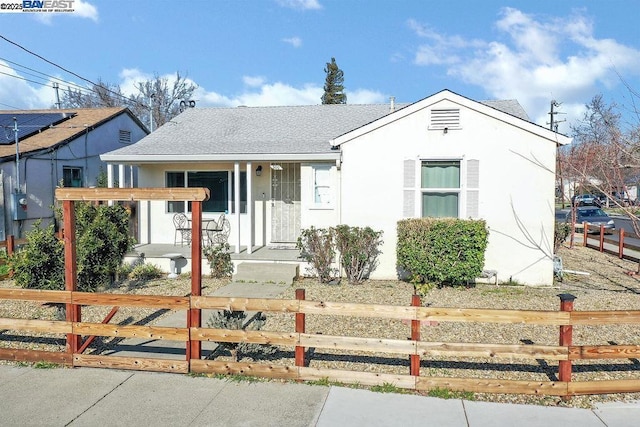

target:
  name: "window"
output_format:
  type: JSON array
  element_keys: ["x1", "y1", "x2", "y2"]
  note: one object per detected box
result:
[
  {"x1": 421, "y1": 160, "x2": 460, "y2": 217},
  {"x1": 63, "y1": 167, "x2": 83, "y2": 188},
  {"x1": 166, "y1": 170, "x2": 246, "y2": 213},
  {"x1": 166, "y1": 172, "x2": 185, "y2": 213},
  {"x1": 313, "y1": 165, "x2": 331, "y2": 206}
]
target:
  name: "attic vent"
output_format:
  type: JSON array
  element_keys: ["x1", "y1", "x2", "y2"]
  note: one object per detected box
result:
[
  {"x1": 119, "y1": 130, "x2": 131, "y2": 143},
  {"x1": 429, "y1": 108, "x2": 461, "y2": 130}
]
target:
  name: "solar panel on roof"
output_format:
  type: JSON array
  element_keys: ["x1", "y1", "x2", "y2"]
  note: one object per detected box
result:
[{"x1": 0, "y1": 112, "x2": 76, "y2": 142}]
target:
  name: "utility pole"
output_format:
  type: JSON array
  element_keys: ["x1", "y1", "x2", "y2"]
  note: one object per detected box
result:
[
  {"x1": 53, "y1": 82, "x2": 61, "y2": 109},
  {"x1": 149, "y1": 94, "x2": 155, "y2": 132},
  {"x1": 549, "y1": 100, "x2": 567, "y2": 208}
]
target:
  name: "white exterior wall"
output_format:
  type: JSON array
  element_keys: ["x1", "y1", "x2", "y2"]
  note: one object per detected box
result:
[
  {"x1": 0, "y1": 113, "x2": 145, "y2": 239},
  {"x1": 338, "y1": 99, "x2": 558, "y2": 285}
]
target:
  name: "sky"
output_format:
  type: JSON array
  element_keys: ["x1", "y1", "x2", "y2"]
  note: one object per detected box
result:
[{"x1": 1, "y1": 0, "x2": 640, "y2": 134}]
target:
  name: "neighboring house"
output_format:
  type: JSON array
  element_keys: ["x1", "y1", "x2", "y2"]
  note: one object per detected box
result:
[
  {"x1": 102, "y1": 90, "x2": 571, "y2": 285},
  {"x1": 0, "y1": 107, "x2": 147, "y2": 239}
]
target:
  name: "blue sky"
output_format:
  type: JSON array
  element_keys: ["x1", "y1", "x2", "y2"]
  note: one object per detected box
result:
[{"x1": 1, "y1": 0, "x2": 640, "y2": 134}]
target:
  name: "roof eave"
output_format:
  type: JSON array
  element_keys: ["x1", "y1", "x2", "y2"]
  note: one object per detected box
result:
[{"x1": 100, "y1": 152, "x2": 341, "y2": 163}]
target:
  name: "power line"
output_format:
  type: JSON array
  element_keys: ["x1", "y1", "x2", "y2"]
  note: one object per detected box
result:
[
  {"x1": 0, "y1": 35, "x2": 149, "y2": 110},
  {"x1": 0, "y1": 56, "x2": 90, "y2": 93}
]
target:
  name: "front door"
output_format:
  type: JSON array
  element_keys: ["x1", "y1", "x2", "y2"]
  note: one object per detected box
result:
[{"x1": 271, "y1": 162, "x2": 301, "y2": 243}]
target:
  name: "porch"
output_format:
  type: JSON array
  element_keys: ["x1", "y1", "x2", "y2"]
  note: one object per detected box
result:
[{"x1": 124, "y1": 243, "x2": 303, "y2": 277}]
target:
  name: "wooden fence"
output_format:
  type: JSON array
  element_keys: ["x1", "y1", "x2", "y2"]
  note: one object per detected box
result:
[
  {"x1": 2, "y1": 287, "x2": 640, "y2": 399},
  {"x1": 578, "y1": 222, "x2": 640, "y2": 263}
]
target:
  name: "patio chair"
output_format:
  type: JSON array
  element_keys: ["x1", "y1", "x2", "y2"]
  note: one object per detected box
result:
[
  {"x1": 173, "y1": 213, "x2": 191, "y2": 246},
  {"x1": 208, "y1": 213, "x2": 230, "y2": 245},
  {"x1": 203, "y1": 217, "x2": 222, "y2": 246}
]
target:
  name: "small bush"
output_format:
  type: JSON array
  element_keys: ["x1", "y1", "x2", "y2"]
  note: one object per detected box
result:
[
  {"x1": 397, "y1": 218, "x2": 488, "y2": 290},
  {"x1": 9, "y1": 221, "x2": 64, "y2": 290},
  {"x1": 207, "y1": 310, "x2": 276, "y2": 362},
  {"x1": 129, "y1": 263, "x2": 164, "y2": 280},
  {"x1": 334, "y1": 225, "x2": 383, "y2": 284},
  {"x1": 203, "y1": 243, "x2": 233, "y2": 278},
  {"x1": 554, "y1": 221, "x2": 570, "y2": 253},
  {"x1": 296, "y1": 227, "x2": 337, "y2": 283}
]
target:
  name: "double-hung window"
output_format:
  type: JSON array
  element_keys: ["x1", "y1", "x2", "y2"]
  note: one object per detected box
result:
[
  {"x1": 421, "y1": 160, "x2": 460, "y2": 217},
  {"x1": 63, "y1": 166, "x2": 83, "y2": 188}
]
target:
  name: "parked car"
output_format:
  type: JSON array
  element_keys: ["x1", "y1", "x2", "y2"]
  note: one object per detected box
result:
[
  {"x1": 571, "y1": 194, "x2": 601, "y2": 207},
  {"x1": 566, "y1": 207, "x2": 615, "y2": 233}
]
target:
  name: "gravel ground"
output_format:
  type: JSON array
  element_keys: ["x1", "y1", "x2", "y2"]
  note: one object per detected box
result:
[{"x1": 2, "y1": 242, "x2": 640, "y2": 408}]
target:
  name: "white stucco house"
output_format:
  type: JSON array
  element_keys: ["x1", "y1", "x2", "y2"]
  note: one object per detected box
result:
[
  {"x1": 0, "y1": 107, "x2": 147, "y2": 239},
  {"x1": 102, "y1": 90, "x2": 571, "y2": 285}
]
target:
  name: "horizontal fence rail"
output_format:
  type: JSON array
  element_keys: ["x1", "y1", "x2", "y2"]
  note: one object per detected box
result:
[
  {"x1": 578, "y1": 222, "x2": 640, "y2": 263},
  {"x1": 2, "y1": 288, "x2": 640, "y2": 398}
]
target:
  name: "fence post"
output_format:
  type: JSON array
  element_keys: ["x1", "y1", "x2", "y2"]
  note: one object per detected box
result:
[
  {"x1": 558, "y1": 293, "x2": 576, "y2": 400},
  {"x1": 619, "y1": 228, "x2": 624, "y2": 259},
  {"x1": 599, "y1": 225, "x2": 605, "y2": 252},
  {"x1": 63, "y1": 200, "x2": 81, "y2": 354},
  {"x1": 295, "y1": 288, "x2": 306, "y2": 367},
  {"x1": 188, "y1": 200, "x2": 203, "y2": 363},
  {"x1": 6, "y1": 235, "x2": 14, "y2": 256},
  {"x1": 410, "y1": 294, "x2": 421, "y2": 376}
]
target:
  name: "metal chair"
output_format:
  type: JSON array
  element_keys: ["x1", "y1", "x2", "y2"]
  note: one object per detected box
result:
[
  {"x1": 207, "y1": 213, "x2": 230, "y2": 245},
  {"x1": 173, "y1": 213, "x2": 191, "y2": 246}
]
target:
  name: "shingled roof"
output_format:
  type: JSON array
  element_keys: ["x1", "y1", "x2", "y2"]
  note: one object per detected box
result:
[
  {"x1": 0, "y1": 107, "x2": 141, "y2": 161},
  {"x1": 102, "y1": 92, "x2": 534, "y2": 163}
]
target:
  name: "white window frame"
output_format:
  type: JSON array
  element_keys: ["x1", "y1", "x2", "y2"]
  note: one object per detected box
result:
[
  {"x1": 419, "y1": 158, "x2": 464, "y2": 218},
  {"x1": 310, "y1": 164, "x2": 333, "y2": 209}
]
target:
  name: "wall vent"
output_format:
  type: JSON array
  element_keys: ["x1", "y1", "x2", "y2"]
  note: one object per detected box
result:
[
  {"x1": 119, "y1": 130, "x2": 131, "y2": 144},
  {"x1": 429, "y1": 108, "x2": 461, "y2": 130}
]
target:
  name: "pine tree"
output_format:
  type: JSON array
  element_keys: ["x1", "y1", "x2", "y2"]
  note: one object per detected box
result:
[{"x1": 321, "y1": 57, "x2": 347, "y2": 104}]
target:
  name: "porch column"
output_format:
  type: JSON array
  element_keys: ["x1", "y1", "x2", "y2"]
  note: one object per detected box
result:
[
  {"x1": 118, "y1": 164, "x2": 125, "y2": 188},
  {"x1": 246, "y1": 162, "x2": 253, "y2": 254},
  {"x1": 107, "y1": 163, "x2": 114, "y2": 188},
  {"x1": 234, "y1": 161, "x2": 241, "y2": 254}
]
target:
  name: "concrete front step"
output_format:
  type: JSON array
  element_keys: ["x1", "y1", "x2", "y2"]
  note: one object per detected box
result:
[{"x1": 232, "y1": 262, "x2": 299, "y2": 285}]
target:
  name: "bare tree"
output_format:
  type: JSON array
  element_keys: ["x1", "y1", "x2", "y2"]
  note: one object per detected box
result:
[
  {"x1": 560, "y1": 94, "x2": 640, "y2": 255},
  {"x1": 60, "y1": 72, "x2": 198, "y2": 130},
  {"x1": 134, "y1": 72, "x2": 198, "y2": 128}
]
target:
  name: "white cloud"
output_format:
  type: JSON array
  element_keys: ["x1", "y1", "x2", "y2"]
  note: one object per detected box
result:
[
  {"x1": 282, "y1": 36, "x2": 303, "y2": 48},
  {"x1": 73, "y1": 0, "x2": 99, "y2": 22},
  {"x1": 408, "y1": 8, "x2": 640, "y2": 131},
  {"x1": 0, "y1": 61, "x2": 57, "y2": 109},
  {"x1": 34, "y1": 0, "x2": 98, "y2": 24},
  {"x1": 346, "y1": 89, "x2": 387, "y2": 105},
  {"x1": 275, "y1": 0, "x2": 322, "y2": 10},
  {"x1": 243, "y1": 76, "x2": 267, "y2": 87}
]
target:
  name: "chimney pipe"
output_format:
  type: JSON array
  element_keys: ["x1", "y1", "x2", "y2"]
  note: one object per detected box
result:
[{"x1": 389, "y1": 96, "x2": 395, "y2": 112}]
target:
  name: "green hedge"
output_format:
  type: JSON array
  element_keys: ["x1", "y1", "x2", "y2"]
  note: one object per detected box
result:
[{"x1": 397, "y1": 218, "x2": 488, "y2": 287}]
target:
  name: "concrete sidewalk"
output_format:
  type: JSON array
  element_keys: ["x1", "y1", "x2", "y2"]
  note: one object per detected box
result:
[{"x1": 1, "y1": 365, "x2": 639, "y2": 426}]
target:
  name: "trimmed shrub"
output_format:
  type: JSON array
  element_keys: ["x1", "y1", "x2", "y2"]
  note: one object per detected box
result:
[
  {"x1": 203, "y1": 243, "x2": 234, "y2": 278},
  {"x1": 334, "y1": 225, "x2": 383, "y2": 284},
  {"x1": 397, "y1": 218, "x2": 488, "y2": 289},
  {"x1": 75, "y1": 202, "x2": 135, "y2": 291},
  {"x1": 9, "y1": 221, "x2": 64, "y2": 290},
  {"x1": 296, "y1": 226, "x2": 337, "y2": 283},
  {"x1": 10, "y1": 203, "x2": 133, "y2": 292},
  {"x1": 206, "y1": 310, "x2": 276, "y2": 362}
]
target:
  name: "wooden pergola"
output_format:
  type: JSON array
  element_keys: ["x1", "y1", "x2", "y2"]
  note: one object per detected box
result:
[{"x1": 54, "y1": 187, "x2": 210, "y2": 360}]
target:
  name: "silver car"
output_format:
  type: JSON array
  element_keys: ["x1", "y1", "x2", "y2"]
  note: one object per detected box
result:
[{"x1": 568, "y1": 207, "x2": 615, "y2": 233}]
